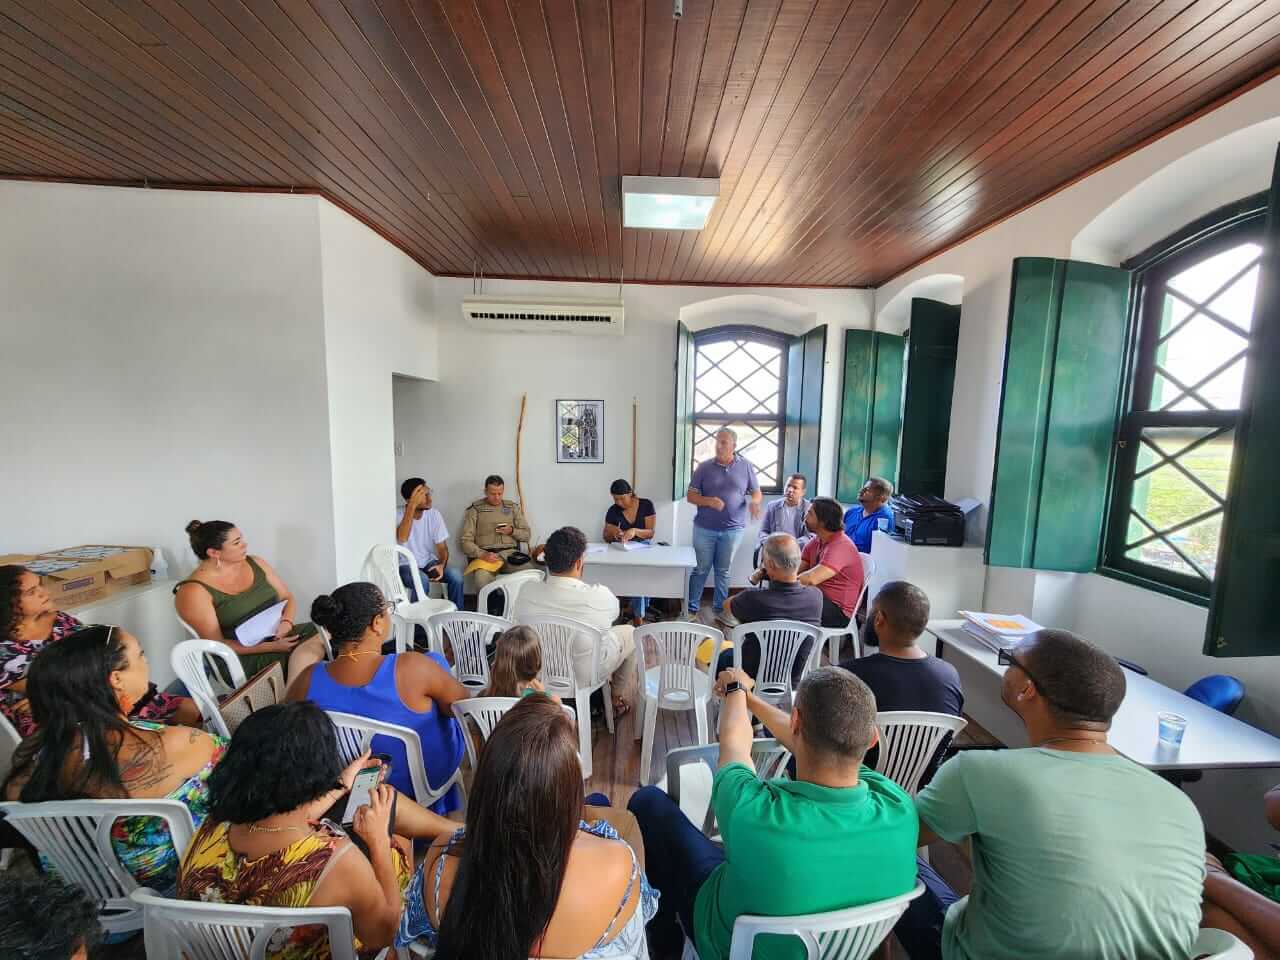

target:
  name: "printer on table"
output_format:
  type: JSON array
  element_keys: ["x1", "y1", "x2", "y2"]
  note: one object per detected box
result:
[{"x1": 889, "y1": 494, "x2": 966, "y2": 547}]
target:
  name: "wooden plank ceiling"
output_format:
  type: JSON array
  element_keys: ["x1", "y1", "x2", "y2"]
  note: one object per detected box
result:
[{"x1": 2, "y1": 1, "x2": 1279, "y2": 288}]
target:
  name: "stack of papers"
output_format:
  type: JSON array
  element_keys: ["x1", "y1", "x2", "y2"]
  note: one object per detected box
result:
[
  {"x1": 234, "y1": 600, "x2": 287, "y2": 647},
  {"x1": 958, "y1": 610, "x2": 1042, "y2": 652},
  {"x1": 609, "y1": 540, "x2": 652, "y2": 552}
]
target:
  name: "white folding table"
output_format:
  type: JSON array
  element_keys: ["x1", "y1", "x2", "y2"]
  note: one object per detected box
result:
[
  {"x1": 926, "y1": 619, "x2": 1280, "y2": 772},
  {"x1": 580, "y1": 543, "x2": 697, "y2": 615}
]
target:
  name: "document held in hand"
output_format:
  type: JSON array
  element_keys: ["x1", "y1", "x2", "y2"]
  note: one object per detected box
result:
[{"x1": 234, "y1": 599, "x2": 288, "y2": 647}]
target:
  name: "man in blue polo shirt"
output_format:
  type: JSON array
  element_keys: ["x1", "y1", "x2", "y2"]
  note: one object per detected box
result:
[
  {"x1": 844, "y1": 477, "x2": 895, "y2": 552},
  {"x1": 686, "y1": 427, "x2": 762, "y2": 624}
]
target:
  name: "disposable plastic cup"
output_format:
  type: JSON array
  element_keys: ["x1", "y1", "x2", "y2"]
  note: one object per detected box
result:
[{"x1": 1157, "y1": 712, "x2": 1187, "y2": 747}]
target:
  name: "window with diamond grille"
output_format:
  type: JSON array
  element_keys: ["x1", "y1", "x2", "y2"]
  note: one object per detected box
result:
[
  {"x1": 691, "y1": 328, "x2": 787, "y2": 493},
  {"x1": 1105, "y1": 215, "x2": 1264, "y2": 596}
]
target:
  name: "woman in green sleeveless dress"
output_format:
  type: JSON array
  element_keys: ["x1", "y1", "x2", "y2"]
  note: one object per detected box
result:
[{"x1": 173, "y1": 520, "x2": 326, "y2": 680}]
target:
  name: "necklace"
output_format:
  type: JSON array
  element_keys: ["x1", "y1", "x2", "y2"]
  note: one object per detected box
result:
[
  {"x1": 336, "y1": 649, "x2": 380, "y2": 663},
  {"x1": 246, "y1": 821, "x2": 310, "y2": 835}
]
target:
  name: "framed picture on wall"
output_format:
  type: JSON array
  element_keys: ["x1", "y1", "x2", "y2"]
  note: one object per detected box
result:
[{"x1": 556, "y1": 399, "x2": 604, "y2": 464}]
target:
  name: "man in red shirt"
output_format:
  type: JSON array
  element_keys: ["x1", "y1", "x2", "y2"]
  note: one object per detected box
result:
[{"x1": 799, "y1": 497, "x2": 865, "y2": 627}]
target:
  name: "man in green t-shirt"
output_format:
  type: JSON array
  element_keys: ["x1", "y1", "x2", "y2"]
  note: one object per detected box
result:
[
  {"x1": 895, "y1": 629, "x2": 1206, "y2": 960},
  {"x1": 628, "y1": 666, "x2": 918, "y2": 959}
]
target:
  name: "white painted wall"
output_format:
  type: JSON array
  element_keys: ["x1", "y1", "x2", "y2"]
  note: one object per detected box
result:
[
  {"x1": 318, "y1": 202, "x2": 437, "y2": 584},
  {"x1": 394, "y1": 278, "x2": 872, "y2": 587},
  {"x1": 0, "y1": 181, "x2": 337, "y2": 604},
  {"x1": 875, "y1": 75, "x2": 1280, "y2": 853}
]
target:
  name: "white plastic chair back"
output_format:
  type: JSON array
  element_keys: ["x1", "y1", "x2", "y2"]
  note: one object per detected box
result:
[
  {"x1": 176, "y1": 610, "x2": 201, "y2": 641},
  {"x1": 362, "y1": 543, "x2": 417, "y2": 607},
  {"x1": 666, "y1": 740, "x2": 792, "y2": 837},
  {"x1": 718, "y1": 883, "x2": 925, "y2": 960},
  {"x1": 428, "y1": 611, "x2": 510, "y2": 691},
  {"x1": 635, "y1": 622, "x2": 720, "y2": 710},
  {"x1": 1192, "y1": 928, "x2": 1254, "y2": 959},
  {"x1": 476, "y1": 568, "x2": 546, "y2": 619},
  {"x1": 0, "y1": 709, "x2": 21, "y2": 776},
  {"x1": 874, "y1": 711, "x2": 967, "y2": 796},
  {"x1": 452, "y1": 696, "x2": 578, "y2": 771},
  {"x1": 523, "y1": 615, "x2": 605, "y2": 695},
  {"x1": 324, "y1": 710, "x2": 459, "y2": 809},
  {"x1": 730, "y1": 620, "x2": 823, "y2": 705},
  {"x1": 0, "y1": 799, "x2": 194, "y2": 935},
  {"x1": 171, "y1": 639, "x2": 247, "y2": 738},
  {"x1": 130, "y1": 887, "x2": 360, "y2": 960},
  {"x1": 823, "y1": 553, "x2": 877, "y2": 664}
]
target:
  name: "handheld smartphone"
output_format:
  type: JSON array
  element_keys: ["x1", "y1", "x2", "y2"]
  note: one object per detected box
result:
[{"x1": 340, "y1": 763, "x2": 384, "y2": 825}]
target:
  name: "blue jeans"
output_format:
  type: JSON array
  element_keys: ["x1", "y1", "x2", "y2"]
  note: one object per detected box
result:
[
  {"x1": 688, "y1": 525, "x2": 743, "y2": 613},
  {"x1": 628, "y1": 785, "x2": 725, "y2": 945},
  {"x1": 399, "y1": 562, "x2": 464, "y2": 609},
  {"x1": 893, "y1": 856, "x2": 959, "y2": 960}
]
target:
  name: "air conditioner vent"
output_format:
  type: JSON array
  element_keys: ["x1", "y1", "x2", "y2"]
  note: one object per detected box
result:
[{"x1": 462, "y1": 296, "x2": 625, "y2": 335}]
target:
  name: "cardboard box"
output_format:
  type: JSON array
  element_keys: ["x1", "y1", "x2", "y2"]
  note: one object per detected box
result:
[{"x1": 0, "y1": 545, "x2": 153, "y2": 609}]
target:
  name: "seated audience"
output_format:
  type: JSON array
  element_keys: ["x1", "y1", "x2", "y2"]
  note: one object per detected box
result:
[
  {"x1": 715, "y1": 533, "x2": 823, "y2": 688},
  {"x1": 459, "y1": 474, "x2": 532, "y2": 595},
  {"x1": 629, "y1": 666, "x2": 918, "y2": 959},
  {"x1": 397, "y1": 696, "x2": 657, "y2": 960},
  {"x1": 3, "y1": 626, "x2": 226, "y2": 894},
  {"x1": 753, "y1": 473, "x2": 813, "y2": 568},
  {"x1": 1201, "y1": 783, "x2": 1280, "y2": 959},
  {"x1": 178, "y1": 702, "x2": 457, "y2": 957},
  {"x1": 895, "y1": 629, "x2": 1206, "y2": 960},
  {"x1": 798, "y1": 497, "x2": 865, "y2": 628},
  {"x1": 483, "y1": 624, "x2": 557, "y2": 702},
  {"x1": 287, "y1": 581, "x2": 467, "y2": 815},
  {"x1": 396, "y1": 476, "x2": 464, "y2": 610},
  {"x1": 1, "y1": 565, "x2": 197, "y2": 736},
  {"x1": 603, "y1": 479, "x2": 656, "y2": 626},
  {"x1": 843, "y1": 477, "x2": 895, "y2": 553},
  {"x1": 174, "y1": 520, "x2": 326, "y2": 681},
  {"x1": 513, "y1": 527, "x2": 636, "y2": 716},
  {"x1": 0, "y1": 873, "x2": 101, "y2": 960}
]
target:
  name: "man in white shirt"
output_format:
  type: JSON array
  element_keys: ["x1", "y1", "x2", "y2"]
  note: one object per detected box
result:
[
  {"x1": 513, "y1": 526, "x2": 636, "y2": 714},
  {"x1": 395, "y1": 477, "x2": 464, "y2": 609}
]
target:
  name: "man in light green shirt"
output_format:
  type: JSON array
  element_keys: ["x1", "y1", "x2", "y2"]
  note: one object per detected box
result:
[
  {"x1": 895, "y1": 629, "x2": 1206, "y2": 960},
  {"x1": 629, "y1": 665, "x2": 918, "y2": 959}
]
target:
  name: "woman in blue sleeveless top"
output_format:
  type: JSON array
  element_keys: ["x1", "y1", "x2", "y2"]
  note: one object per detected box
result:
[{"x1": 286, "y1": 582, "x2": 468, "y2": 814}]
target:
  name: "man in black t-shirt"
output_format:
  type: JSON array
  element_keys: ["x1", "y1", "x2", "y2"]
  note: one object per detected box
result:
[{"x1": 715, "y1": 533, "x2": 823, "y2": 685}]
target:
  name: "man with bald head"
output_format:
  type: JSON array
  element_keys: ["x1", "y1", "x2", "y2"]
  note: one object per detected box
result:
[
  {"x1": 895, "y1": 629, "x2": 1206, "y2": 960},
  {"x1": 715, "y1": 533, "x2": 823, "y2": 687}
]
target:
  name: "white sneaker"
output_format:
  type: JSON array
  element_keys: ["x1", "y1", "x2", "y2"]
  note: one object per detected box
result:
[{"x1": 716, "y1": 608, "x2": 740, "y2": 628}]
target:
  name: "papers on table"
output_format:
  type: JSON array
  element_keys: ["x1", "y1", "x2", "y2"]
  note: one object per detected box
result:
[
  {"x1": 958, "y1": 610, "x2": 1041, "y2": 652},
  {"x1": 609, "y1": 540, "x2": 652, "y2": 552},
  {"x1": 234, "y1": 600, "x2": 287, "y2": 647},
  {"x1": 585, "y1": 542, "x2": 609, "y2": 556}
]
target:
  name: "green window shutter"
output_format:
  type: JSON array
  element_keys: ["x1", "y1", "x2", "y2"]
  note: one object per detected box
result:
[
  {"x1": 1206, "y1": 146, "x2": 1280, "y2": 657},
  {"x1": 672, "y1": 321, "x2": 695, "y2": 499},
  {"x1": 782, "y1": 324, "x2": 827, "y2": 488},
  {"x1": 836, "y1": 330, "x2": 904, "y2": 501},
  {"x1": 987, "y1": 258, "x2": 1131, "y2": 571},
  {"x1": 899, "y1": 299, "x2": 960, "y2": 497}
]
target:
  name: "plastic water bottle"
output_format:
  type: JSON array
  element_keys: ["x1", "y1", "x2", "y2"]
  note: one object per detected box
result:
[{"x1": 151, "y1": 546, "x2": 169, "y2": 579}]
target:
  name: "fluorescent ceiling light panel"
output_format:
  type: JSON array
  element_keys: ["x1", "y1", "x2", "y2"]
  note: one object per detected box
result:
[{"x1": 622, "y1": 176, "x2": 719, "y2": 230}]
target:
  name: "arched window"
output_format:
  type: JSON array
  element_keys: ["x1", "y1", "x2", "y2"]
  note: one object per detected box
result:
[
  {"x1": 1105, "y1": 211, "x2": 1265, "y2": 596},
  {"x1": 691, "y1": 328, "x2": 787, "y2": 493}
]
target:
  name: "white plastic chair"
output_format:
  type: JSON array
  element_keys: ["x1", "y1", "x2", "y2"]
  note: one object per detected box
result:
[
  {"x1": 476, "y1": 567, "x2": 546, "y2": 619},
  {"x1": 520, "y1": 615, "x2": 613, "y2": 779},
  {"x1": 324, "y1": 710, "x2": 461, "y2": 810},
  {"x1": 452, "y1": 696, "x2": 579, "y2": 771},
  {"x1": 171, "y1": 638, "x2": 247, "y2": 738},
  {"x1": 874, "y1": 711, "x2": 968, "y2": 797},
  {"x1": 428, "y1": 611, "x2": 511, "y2": 690},
  {"x1": 1193, "y1": 928, "x2": 1254, "y2": 958},
  {"x1": 666, "y1": 740, "x2": 792, "y2": 837},
  {"x1": 682, "y1": 883, "x2": 925, "y2": 960},
  {"x1": 730, "y1": 620, "x2": 824, "y2": 707},
  {"x1": 633, "y1": 623, "x2": 721, "y2": 785},
  {"x1": 130, "y1": 887, "x2": 364, "y2": 960},
  {"x1": 361, "y1": 544, "x2": 456, "y2": 653},
  {"x1": 0, "y1": 798, "x2": 194, "y2": 936},
  {"x1": 821, "y1": 552, "x2": 876, "y2": 664},
  {"x1": 0, "y1": 711, "x2": 21, "y2": 871}
]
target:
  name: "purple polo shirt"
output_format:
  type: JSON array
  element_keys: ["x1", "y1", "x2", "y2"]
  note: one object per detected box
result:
[{"x1": 689, "y1": 455, "x2": 760, "y2": 531}]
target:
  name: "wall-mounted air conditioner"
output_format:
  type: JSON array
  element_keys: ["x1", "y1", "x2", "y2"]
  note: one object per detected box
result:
[{"x1": 461, "y1": 295, "x2": 625, "y2": 335}]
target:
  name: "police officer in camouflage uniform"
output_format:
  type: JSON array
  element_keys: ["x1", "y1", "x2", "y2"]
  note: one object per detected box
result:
[{"x1": 459, "y1": 474, "x2": 532, "y2": 593}]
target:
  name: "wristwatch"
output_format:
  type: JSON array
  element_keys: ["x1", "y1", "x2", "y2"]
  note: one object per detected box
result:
[{"x1": 723, "y1": 680, "x2": 744, "y2": 697}]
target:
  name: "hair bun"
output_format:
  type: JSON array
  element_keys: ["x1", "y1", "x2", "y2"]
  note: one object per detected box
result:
[
  {"x1": 309, "y1": 594, "x2": 343, "y2": 628},
  {"x1": 185, "y1": 520, "x2": 203, "y2": 535}
]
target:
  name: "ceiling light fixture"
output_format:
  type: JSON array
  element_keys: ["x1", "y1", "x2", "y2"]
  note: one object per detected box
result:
[{"x1": 622, "y1": 176, "x2": 719, "y2": 230}]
